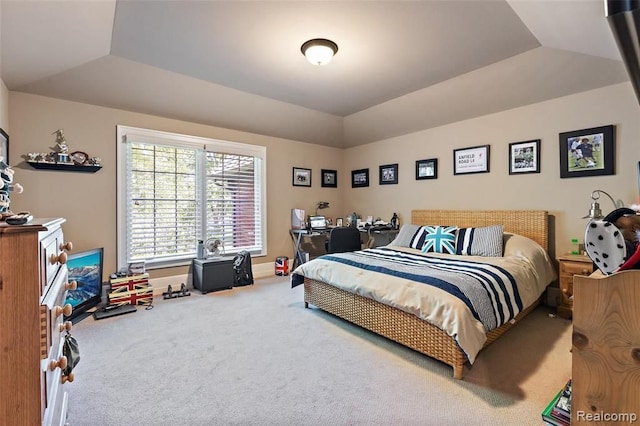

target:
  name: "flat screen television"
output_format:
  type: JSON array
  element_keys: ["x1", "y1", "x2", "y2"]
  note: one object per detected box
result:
[{"x1": 64, "y1": 247, "x2": 104, "y2": 323}]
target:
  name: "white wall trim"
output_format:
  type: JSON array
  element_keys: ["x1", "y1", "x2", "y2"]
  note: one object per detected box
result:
[{"x1": 148, "y1": 261, "x2": 277, "y2": 296}]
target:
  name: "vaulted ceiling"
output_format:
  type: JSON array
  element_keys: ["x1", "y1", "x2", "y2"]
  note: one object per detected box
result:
[{"x1": 0, "y1": 1, "x2": 629, "y2": 148}]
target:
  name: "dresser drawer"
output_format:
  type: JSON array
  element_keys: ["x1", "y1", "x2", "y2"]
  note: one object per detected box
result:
[
  {"x1": 41, "y1": 267, "x2": 71, "y2": 367},
  {"x1": 41, "y1": 227, "x2": 65, "y2": 293},
  {"x1": 41, "y1": 265, "x2": 72, "y2": 426}
]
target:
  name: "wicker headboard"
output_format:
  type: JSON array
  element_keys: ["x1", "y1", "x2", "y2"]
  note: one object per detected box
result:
[{"x1": 411, "y1": 210, "x2": 549, "y2": 252}]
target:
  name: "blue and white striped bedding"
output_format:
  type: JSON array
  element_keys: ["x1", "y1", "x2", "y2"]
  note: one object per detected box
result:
[{"x1": 292, "y1": 236, "x2": 556, "y2": 363}]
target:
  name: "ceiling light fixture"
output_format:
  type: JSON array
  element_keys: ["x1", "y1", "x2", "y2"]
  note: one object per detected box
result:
[{"x1": 301, "y1": 38, "x2": 338, "y2": 66}]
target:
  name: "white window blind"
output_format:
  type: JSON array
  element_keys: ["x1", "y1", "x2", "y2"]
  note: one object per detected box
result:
[{"x1": 117, "y1": 126, "x2": 266, "y2": 270}]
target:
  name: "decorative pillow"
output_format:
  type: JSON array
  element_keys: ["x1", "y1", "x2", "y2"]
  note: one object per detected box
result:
[
  {"x1": 455, "y1": 225, "x2": 504, "y2": 257},
  {"x1": 389, "y1": 224, "x2": 421, "y2": 247},
  {"x1": 410, "y1": 225, "x2": 458, "y2": 254}
]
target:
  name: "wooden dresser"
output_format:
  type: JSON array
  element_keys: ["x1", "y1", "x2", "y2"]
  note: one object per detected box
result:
[
  {"x1": 572, "y1": 269, "x2": 640, "y2": 424},
  {"x1": 0, "y1": 218, "x2": 76, "y2": 425}
]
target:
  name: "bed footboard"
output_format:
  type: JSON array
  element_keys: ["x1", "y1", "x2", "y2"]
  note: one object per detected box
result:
[
  {"x1": 303, "y1": 278, "x2": 541, "y2": 379},
  {"x1": 304, "y1": 278, "x2": 467, "y2": 378}
]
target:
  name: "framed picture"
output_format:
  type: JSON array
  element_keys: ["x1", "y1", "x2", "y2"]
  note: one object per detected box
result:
[
  {"x1": 321, "y1": 169, "x2": 337, "y2": 188},
  {"x1": 416, "y1": 158, "x2": 438, "y2": 180},
  {"x1": 0, "y1": 128, "x2": 8, "y2": 165},
  {"x1": 336, "y1": 218, "x2": 343, "y2": 227},
  {"x1": 509, "y1": 139, "x2": 540, "y2": 175},
  {"x1": 453, "y1": 145, "x2": 490, "y2": 175},
  {"x1": 379, "y1": 163, "x2": 398, "y2": 185},
  {"x1": 351, "y1": 168, "x2": 369, "y2": 188},
  {"x1": 559, "y1": 125, "x2": 614, "y2": 178},
  {"x1": 292, "y1": 167, "x2": 312, "y2": 187}
]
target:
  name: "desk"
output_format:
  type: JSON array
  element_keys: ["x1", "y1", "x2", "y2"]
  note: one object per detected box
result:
[
  {"x1": 289, "y1": 227, "x2": 399, "y2": 269},
  {"x1": 289, "y1": 228, "x2": 331, "y2": 269}
]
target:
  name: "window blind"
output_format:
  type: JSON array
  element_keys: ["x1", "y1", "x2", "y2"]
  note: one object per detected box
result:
[{"x1": 117, "y1": 125, "x2": 266, "y2": 270}]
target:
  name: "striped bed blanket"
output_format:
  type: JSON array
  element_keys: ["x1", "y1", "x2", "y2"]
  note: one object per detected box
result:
[{"x1": 292, "y1": 245, "x2": 552, "y2": 363}]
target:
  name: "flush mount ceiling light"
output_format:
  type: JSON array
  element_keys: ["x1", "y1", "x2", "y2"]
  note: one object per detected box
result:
[{"x1": 301, "y1": 38, "x2": 338, "y2": 66}]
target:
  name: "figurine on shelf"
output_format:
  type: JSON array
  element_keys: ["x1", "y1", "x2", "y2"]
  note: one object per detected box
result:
[{"x1": 52, "y1": 129, "x2": 71, "y2": 163}]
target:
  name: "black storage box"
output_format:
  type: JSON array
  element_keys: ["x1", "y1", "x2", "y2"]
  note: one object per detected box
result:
[{"x1": 192, "y1": 257, "x2": 235, "y2": 294}]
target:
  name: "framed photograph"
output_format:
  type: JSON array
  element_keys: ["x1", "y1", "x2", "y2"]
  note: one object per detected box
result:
[
  {"x1": 560, "y1": 125, "x2": 614, "y2": 178},
  {"x1": 336, "y1": 218, "x2": 343, "y2": 227},
  {"x1": 416, "y1": 158, "x2": 438, "y2": 180},
  {"x1": 453, "y1": 145, "x2": 490, "y2": 175},
  {"x1": 321, "y1": 169, "x2": 337, "y2": 188},
  {"x1": 379, "y1": 163, "x2": 398, "y2": 185},
  {"x1": 509, "y1": 139, "x2": 540, "y2": 175},
  {"x1": 351, "y1": 168, "x2": 369, "y2": 188},
  {"x1": 0, "y1": 128, "x2": 8, "y2": 165},
  {"x1": 292, "y1": 167, "x2": 312, "y2": 187}
]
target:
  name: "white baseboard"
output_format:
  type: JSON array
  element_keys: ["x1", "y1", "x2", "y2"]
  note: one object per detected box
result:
[{"x1": 148, "y1": 261, "x2": 276, "y2": 296}]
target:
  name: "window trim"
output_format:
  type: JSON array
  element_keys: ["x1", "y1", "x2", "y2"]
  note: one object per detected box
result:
[{"x1": 116, "y1": 125, "x2": 267, "y2": 270}]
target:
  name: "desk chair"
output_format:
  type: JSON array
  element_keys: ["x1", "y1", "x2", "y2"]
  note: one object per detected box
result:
[{"x1": 327, "y1": 227, "x2": 362, "y2": 254}]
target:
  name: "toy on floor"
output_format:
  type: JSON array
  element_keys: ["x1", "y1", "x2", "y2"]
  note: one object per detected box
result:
[{"x1": 162, "y1": 283, "x2": 191, "y2": 300}]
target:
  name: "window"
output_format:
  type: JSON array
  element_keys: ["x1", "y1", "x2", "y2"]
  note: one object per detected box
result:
[{"x1": 116, "y1": 126, "x2": 266, "y2": 270}]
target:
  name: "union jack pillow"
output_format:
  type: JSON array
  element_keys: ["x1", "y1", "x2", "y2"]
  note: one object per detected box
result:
[{"x1": 409, "y1": 225, "x2": 458, "y2": 254}]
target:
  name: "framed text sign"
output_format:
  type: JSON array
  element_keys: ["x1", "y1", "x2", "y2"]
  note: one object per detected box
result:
[{"x1": 453, "y1": 145, "x2": 490, "y2": 175}]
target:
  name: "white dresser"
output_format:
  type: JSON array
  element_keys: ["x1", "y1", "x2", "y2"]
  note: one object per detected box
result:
[{"x1": 0, "y1": 218, "x2": 76, "y2": 425}]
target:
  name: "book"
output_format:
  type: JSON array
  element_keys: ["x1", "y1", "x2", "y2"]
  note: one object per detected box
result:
[
  {"x1": 542, "y1": 384, "x2": 570, "y2": 426},
  {"x1": 552, "y1": 378, "x2": 572, "y2": 421}
]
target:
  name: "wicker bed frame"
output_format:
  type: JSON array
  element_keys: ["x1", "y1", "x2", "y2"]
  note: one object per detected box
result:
[{"x1": 303, "y1": 209, "x2": 549, "y2": 379}]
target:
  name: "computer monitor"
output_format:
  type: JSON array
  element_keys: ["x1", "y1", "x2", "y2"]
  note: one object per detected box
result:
[{"x1": 309, "y1": 215, "x2": 326, "y2": 230}]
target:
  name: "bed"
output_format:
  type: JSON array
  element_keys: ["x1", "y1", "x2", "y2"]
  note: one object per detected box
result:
[{"x1": 291, "y1": 209, "x2": 556, "y2": 379}]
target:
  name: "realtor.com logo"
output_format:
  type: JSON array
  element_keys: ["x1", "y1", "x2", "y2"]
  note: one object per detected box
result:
[{"x1": 576, "y1": 411, "x2": 638, "y2": 423}]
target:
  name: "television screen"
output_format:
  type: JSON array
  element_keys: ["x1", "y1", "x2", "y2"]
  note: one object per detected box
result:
[{"x1": 64, "y1": 248, "x2": 104, "y2": 323}]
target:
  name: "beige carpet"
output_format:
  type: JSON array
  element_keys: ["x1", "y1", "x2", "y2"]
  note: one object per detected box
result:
[{"x1": 66, "y1": 276, "x2": 572, "y2": 425}]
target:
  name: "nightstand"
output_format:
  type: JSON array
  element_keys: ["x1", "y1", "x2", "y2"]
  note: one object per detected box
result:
[{"x1": 556, "y1": 254, "x2": 594, "y2": 319}]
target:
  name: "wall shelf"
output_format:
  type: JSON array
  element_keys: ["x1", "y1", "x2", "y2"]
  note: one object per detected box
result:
[{"x1": 26, "y1": 161, "x2": 102, "y2": 173}]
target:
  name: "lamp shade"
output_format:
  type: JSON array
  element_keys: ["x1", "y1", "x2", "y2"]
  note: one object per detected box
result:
[{"x1": 301, "y1": 39, "x2": 338, "y2": 66}]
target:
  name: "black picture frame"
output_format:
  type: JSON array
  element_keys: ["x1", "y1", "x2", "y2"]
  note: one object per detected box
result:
[
  {"x1": 509, "y1": 139, "x2": 540, "y2": 175},
  {"x1": 416, "y1": 158, "x2": 438, "y2": 180},
  {"x1": 292, "y1": 167, "x2": 312, "y2": 187},
  {"x1": 321, "y1": 169, "x2": 337, "y2": 188},
  {"x1": 379, "y1": 163, "x2": 398, "y2": 185},
  {"x1": 453, "y1": 144, "x2": 490, "y2": 175},
  {"x1": 351, "y1": 168, "x2": 369, "y2": 188},
  {"x1": 0, "y1": 128, "x2": 8, "y2": 165},
  {"x1": 559, "y1": 125, "x2": 614, "y2": 178}
]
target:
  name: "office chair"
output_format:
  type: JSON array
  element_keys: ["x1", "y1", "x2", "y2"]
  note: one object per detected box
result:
[{"x1": 327, "y1": 227, "x2": 362, "y2": 254}]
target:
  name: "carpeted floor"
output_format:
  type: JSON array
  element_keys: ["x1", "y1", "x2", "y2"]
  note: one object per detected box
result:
[{"x1": 67, "y1": 275, "x2": 572, "y2": 425}]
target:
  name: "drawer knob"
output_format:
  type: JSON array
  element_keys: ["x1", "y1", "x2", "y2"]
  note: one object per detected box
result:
[
  {"x1": 49, "y1": 355, "x2": 67, "y2": 371},
  {"x1": 50, "y1": 251, "x2": 68, "y2": 265},
  {"x1": 55, "y1": 304, "x2": 73, "y2": 318},
  {"x1": 62, "y1": 372, "x2": 75, "y2": 384},
  {"x1": 59, "y1": 321, "x2": 72, "y2": 333},
  {"x1": 65, "y1": 280, "x2": 78, "y2": 291},
  {"x1": 59, "y1": 241, "x2": 73, "y2": 252}
]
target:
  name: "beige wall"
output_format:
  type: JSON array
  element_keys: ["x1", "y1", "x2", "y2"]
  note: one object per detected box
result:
[
  {"x1": 8, "y1": 92, "x2": 344, "y2": 280},
  {"x1": 8, "y1": 82, "x2": 640, "y2": 280},
  {"x1": 344, "y1": 82, "x2": 640, "y2": 257}
]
